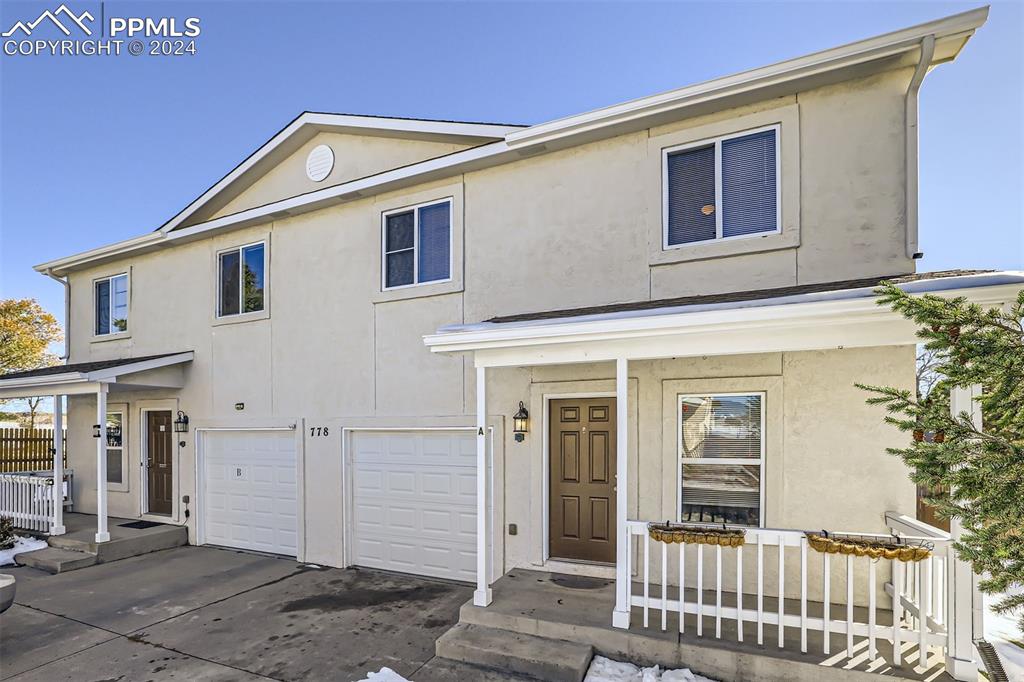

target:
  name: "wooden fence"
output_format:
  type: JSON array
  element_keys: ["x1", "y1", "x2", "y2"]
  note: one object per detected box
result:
[{"x1": 0, "y1": 428, "x2": 67, "y2": 473}]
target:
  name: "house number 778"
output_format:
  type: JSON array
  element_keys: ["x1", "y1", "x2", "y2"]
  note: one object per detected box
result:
[{"x1": 309, "y1": 427, "x2": 330, "y2": 437}]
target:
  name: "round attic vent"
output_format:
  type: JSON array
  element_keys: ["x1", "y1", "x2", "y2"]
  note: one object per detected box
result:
[{"x1": 305, "y1": 144, "x2": 334, "y2": 182}]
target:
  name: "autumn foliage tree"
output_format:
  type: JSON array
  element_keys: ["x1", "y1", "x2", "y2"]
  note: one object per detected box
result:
[
  {"x1": 0, "y1": 299, "x2": 63, "y2": 428},
  {"x1": 857, "y1": 282, "x2": 1024, "y2": 628}
]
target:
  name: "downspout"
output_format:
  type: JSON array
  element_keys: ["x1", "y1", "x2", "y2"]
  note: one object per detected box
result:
[
  {"x1": 905, "y1": 35, "x2": 936, "y2": 261},
  {"x1": 43, "y1": 269, "x2": 70, "y2": 362}
]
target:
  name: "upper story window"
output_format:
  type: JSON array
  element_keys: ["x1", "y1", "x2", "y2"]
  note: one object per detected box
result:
[
  {"x1": 382, "y1": 199, "x2": 451, "y2": 290},
  {"x1": 95, "y1": 273, "x2": 128, "y2": 335},
  {"x1": 664, "y1": 126, "x2": 779, "y2": 248},
  {"x1": 679, "y1": 393, "x2": 764, "y2": 527},
  {"x1": 218, "y1": 242, "x2": 265, "y2": 317}
]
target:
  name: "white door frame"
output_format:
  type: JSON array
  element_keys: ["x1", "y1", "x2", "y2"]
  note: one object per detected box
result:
[
  {"x1": 341, "y1": 426, "x2": 494, "y2": 577},
  {"x1": 138, "y1": 400, "x2": 179, "y2": 522},
  {"x1": 194, "y1": 424, "x2": 306, "y2": 561},
  {"x1": 541, "y1": 391, "x2": 616, "y2": 566}
]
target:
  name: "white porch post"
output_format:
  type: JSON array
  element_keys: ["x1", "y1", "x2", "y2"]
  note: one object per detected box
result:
[
  {"x1": 612, "y1": 357, "x2": 630, "y2": 628},
  {"x1": 944, "y1": 383, "x2": 983, "y2": 680},
  {"x1": 95, "y1": 384, "x2": 110, "y2": 543},
  {"x1": 50, "y1": 394, "x2": 66, "y2": 535},
  {"x1": 474, "y1": 365, "x2": 492, "y2": 607}
]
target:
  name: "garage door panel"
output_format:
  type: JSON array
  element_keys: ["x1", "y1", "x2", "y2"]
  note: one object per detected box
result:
[
  {"x1": 203, "y1": 431, "x2": 298, "y2": 557},
  {"x1": 351, "y1": 431, "x2": 478, "y2": 582}
]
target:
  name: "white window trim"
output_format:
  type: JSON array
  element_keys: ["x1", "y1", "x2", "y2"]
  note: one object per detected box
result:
[
  {"x1": 215, "y1": 240, "x2": 267, "y2": 319},
  {"x1": 662, "y1": 124, "x2": 782, "y2": 251},
  {"x1": 92, "y1": 272, "x2": 130, "y2": 338},
  {"x1": 380, "y1": 197, "x2": 454, "y2": 292},
  {"x1": 105, "y1": 405, "x2": 129, "y2": 492},
  {"x1": 676, "y1": 391, "x2": 766, "y2": 528}
]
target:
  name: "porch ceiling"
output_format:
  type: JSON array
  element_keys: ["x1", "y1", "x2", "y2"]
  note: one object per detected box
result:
[
  {"x1": 0, "y1": 351, "x2": 194, "y2": 399},
  {"x1": 423, "y1": 271, "x2": 1024, "y2": 368}
]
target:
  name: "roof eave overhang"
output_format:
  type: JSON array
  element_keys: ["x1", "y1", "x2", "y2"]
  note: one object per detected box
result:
[
  {"x1": 423, "y1": 280, "x2": 1020, "y2": 368},
  {"x1": 0, "y1": 352, "x2": 195, "y2": 399}
]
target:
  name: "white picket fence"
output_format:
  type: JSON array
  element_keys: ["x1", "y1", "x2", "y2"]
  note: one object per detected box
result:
[
  {"x1": 626, "y1": 519, "x2": 951, "y2": 668},
  {"x1": 0, "y1": 473, "x2": 59, "y2": 533}
]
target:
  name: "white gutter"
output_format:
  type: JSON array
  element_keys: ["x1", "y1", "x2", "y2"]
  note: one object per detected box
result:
[
  {"x1": 423, "y1": 272, "x2": 1024, "y2": 352},
  {"x1": 905, "y1": 35, "x2": 936, "y2": 260},
  {"x1": 42, "y1": 269, "x2": 70, "y2": 361}
]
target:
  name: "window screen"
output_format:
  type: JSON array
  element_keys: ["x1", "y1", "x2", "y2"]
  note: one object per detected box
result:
[
  {"x1": 95, "y1": 274, "x2": 128, "y2": 335},
  {"x1": 218, "y1": 243, "x2": 265, "y2": 316},
  {"x1": 721, "y1": 130, "x2": 777, "y2": 237},
  {"x1": 666, "y1": 146, "x2": 716, "y2": 246}
]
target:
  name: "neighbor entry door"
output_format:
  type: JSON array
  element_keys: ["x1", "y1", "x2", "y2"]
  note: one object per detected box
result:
[
  {"x1": 549, "y1": 398, "x2": 617, "y2": 563},
  {"x1": 146, "y1": 410, "x2": 174, "y2": 515}
]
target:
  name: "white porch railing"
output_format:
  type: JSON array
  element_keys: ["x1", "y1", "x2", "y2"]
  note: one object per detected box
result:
[
  {"x1": 0, "y1": 470, "x2": 72, "y2": 534},
  {"x1": 626, "y1": 519, "x2": 954, "y2": 669}
]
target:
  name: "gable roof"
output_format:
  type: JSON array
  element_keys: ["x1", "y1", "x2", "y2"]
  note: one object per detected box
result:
[
  {"x1": 34, "y1": 7, "x2": 989, "y2": 277},
  {"x1": 159, "y1": 112, "x2": 526, "y2": 234}
]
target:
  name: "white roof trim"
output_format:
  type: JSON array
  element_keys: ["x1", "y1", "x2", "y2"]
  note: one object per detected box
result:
[
  {"x1": 505, "y1": 7, "x2": 988, "y2": 150},
  {"x1": 33, "y1": 8, "x2": 988, "y2": 276},
  {"x1": 157, "y1": 113, "x2": 523, "y2": 236},
  {"x1": 423, "y1": 273, "x2": 1024, "y2": 355}
]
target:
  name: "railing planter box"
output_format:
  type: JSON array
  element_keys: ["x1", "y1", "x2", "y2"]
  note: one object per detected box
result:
[{"x1": 647, "y1": 521, "x2": 746, "y2": 547}]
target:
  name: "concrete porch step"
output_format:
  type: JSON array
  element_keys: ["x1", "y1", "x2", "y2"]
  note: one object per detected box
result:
[
  {"x1": 47, "y1": 524, "x2": 188, "y2": 562},
  {"x1": 16, "y1": 547, "x2": 97, "y2": 573},
  {"x1": 435, "y1": 623, "x2": 593, "y2": 682}
]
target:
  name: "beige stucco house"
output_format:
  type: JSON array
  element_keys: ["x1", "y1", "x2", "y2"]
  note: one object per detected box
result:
[{"x1": 2, "y1": 7, "x2": 1020, "y2": 680}]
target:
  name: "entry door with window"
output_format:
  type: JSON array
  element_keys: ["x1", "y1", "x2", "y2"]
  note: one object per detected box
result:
[
  {"x1": 549, "y1": 398, "x2": 617, "y2": 563},
  {"x1": 146, "y1": 411, "x2": 173, "y2": 515}
]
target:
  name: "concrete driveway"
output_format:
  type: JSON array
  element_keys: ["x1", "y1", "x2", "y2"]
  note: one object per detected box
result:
[{"x1": 0, "y1": 546, "x2": 524, "y2": 681}]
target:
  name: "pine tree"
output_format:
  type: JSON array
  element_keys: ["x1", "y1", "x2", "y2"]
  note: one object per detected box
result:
[{"x1": 857, "y1": 281, "x2": 1024, "y2": 628}]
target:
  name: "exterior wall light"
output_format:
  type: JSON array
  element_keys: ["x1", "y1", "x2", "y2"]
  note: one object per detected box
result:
[
  {"x1": 173, "y1": 410, "x2": 190, "y2": 433},
  {"x1": 513, "y1": 401, "x2": 529, "y2": 442},
  {"x1": 92, "y1": 424, "x2": 101, "y2": 438}
]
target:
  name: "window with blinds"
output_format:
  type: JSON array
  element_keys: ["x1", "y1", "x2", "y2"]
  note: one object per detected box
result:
[
  {"x1": 664, "y1": 126, "x2": 779, "y2": 247},
  {"x1": 383, "y1": 199, "x2": 452, "y2": 289},
  {"x1": 678, "y1": 393, "x2": 764, "y2": 527}
]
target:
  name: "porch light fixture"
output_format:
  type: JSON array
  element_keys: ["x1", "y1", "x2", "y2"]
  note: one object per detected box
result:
[
  {"x1": 173, "y1": 410, "x2": 190, "y2": 433},
  {"x1": 92, "y1": 424, "x2": 101, "y2": 438},
  {"x1": 513, "y1": 402, "x2": 529, "y2": 442}
]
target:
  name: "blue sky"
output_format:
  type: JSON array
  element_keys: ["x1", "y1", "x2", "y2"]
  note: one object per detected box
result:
[{"x1": 1, "y1": 0, "x2": 1022, "y2": 327}]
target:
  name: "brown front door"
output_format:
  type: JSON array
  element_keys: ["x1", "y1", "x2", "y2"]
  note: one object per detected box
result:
[
  {"x1": 549, "y1": 398, "x2": 616, "y2": 563},
  {"x1": 146, "y1": 411, "x2": 173, "y2": 515}
]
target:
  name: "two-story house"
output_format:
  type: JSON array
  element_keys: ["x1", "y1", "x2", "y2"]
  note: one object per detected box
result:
[{"x1": 2, "y1": 7, "x2": 1019, "y2": 680}]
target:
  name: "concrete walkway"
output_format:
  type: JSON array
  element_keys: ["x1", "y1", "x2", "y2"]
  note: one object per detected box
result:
[{"x1": 0, "y1": 546, "x2": 527, "y2": 681}]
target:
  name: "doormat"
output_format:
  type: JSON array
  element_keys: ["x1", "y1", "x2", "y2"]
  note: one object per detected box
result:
[
  {"x1": 119, "y1": 520, "x2": 164, "y2": 529},
  {"x1": 550, "y1": 575, "x2": 612, "y2": 590}
]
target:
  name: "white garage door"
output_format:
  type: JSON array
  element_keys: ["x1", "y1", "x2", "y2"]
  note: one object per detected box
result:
[
  {"x1": 202, "y1": 430, "x2": 298, "y2": 557},
  {"x1": 350, "y1": 430, "x2": 476, "y2": 582}
]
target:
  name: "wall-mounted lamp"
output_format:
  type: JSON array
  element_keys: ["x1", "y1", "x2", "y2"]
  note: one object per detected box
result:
[
  {"x1": 92, "y1": 424, "x2": 101, "y2": 438},
  {"x1": 173, "y1": 410, "x2": 190, "y2": 433},
  {"x1": 513, "y1": 401, "x2": 529, "y2": 442}
]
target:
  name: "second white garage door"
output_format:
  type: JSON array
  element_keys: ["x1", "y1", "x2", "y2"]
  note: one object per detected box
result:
[
  {"x1": 201, "y1": 430, "x2": 298, "y2": 557},
  {"x1": 350, "y1": 430, "x2": 476, "y2": 582}
]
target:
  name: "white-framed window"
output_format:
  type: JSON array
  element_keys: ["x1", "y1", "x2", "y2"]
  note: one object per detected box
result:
[
  {"x1": 217, "y1": 241, "x2": 266, "y2": 317},
  {"x1": 105, "y1": 409, "x2": 128, "y2": 491},
  {"x1": 663, "y1": 125, "x2": 780, "y2": 249},
  {"x1": 94, "y1": 273, "x2": 129, "y2": 335},
  {"x1": 678, "y1": 392, "x2": 765, "y2": 527},
  {"x1": 381, "y1": 198, "x2": 452, "y2": 290}
]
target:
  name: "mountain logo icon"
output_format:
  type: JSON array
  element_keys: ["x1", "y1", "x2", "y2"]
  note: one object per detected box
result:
[{"x1": 2, "y1": 4, "x2": 95, "y2": 37}]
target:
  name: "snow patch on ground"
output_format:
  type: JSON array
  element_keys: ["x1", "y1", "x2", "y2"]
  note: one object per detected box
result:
[
  {"x1": 0, "y1": 535, "x2": 47, "y2": 567},
  {"x1": 985, "y1": 590, "x2": 1024, "y2": 680},
  {"x1": 585, "y1": 655, "x2": 717, "y2": 682},
  {"x1": 351, "y1": 668, "x2": 410, "y2": 682}
]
